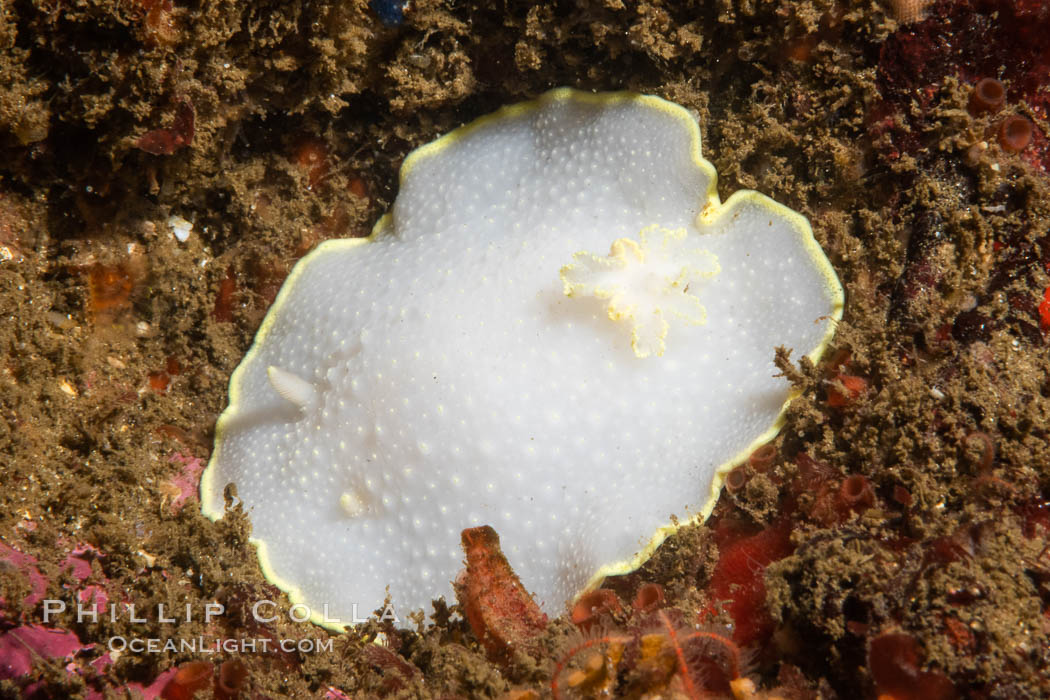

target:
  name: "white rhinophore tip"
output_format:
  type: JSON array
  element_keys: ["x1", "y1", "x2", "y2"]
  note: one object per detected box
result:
[{"x1": 266, "y1": 366, "x2": 316, "y2": 409}]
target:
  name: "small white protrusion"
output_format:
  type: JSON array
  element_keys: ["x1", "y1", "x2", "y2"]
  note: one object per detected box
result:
[
  {"x1": 339, "y1": 491, "x2": 368, "y2": 517},
  {"x1": 267, "y1": 366, "x2": 316, "y2": 409},
  {"x1": 167, "y1": 215, "x2": 193, "y2": 242}
]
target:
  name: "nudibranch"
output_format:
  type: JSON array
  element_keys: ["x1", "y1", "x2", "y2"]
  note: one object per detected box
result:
[{"x1": 201, "y1": 88, "x2": 844, "y2": 629}]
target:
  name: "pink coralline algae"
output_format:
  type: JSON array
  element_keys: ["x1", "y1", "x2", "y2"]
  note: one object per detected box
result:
[
  {"x1": 0, "y1": 540, "x2": 116, "y2": 695},
  {"x1": 166, "y1": 452, "x2": 207, "y2": 512},
  {"x1": 0, "y1": 625, "x2": 85, "y2": 681},
  {"x1": 0, "y1": 542, "x2": 48, "y2": 612},
  {"x1": 62, "y1": 543, "x2": 110, "y2": 611},
  {"x1": 0, "y1": 536, "x2": 185, "y2": 698}
]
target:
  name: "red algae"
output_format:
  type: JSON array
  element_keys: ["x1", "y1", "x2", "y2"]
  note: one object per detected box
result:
[
  {"x1": 702, "y1": 519, "x2": 794, "y2": 646},
  {"x1": 1039, "y1": 286, "x2": 1050, "y2": 331},
  {"x1": 868, "y1": 633, "x2": 957, "y2": 700}
]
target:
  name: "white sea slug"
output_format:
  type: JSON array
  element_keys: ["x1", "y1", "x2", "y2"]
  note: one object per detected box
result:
[{"x1": 201, "y1": 88, "x2": 844, "y2": 629}]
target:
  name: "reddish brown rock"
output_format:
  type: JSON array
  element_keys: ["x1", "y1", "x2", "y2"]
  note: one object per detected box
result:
[{"x1": 454, "y1": 525, "x2": 548, "y2": 663}]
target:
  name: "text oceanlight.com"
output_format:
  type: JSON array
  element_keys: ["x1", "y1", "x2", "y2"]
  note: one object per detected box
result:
[{"x1": 108, "y1": 636, "x2": 333, "y2": 654}]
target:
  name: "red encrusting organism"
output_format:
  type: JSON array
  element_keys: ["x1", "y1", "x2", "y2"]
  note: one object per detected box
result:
[
  {"x1": 162, "y1": 660, "x2": 213, "y2": 700},
  {"x1": 748, "y1": 444, "x2": 776, "y2": 471},
  {"x1": 292, "y1": 138, "x2": 330, "y2": 190},
  {"x1": 137, "y1": 0, "x2": 177, "y2": 44},
  {"x1": 213, "y1": 267, "x2": 238, "y2": 322},
  {"x1": 795, "y1": 452, "x2": 851, "y2": 526},
  {"x1": 1038, "y1": 285, "x2": 1050, "y2": 331},
  {"x1": 570, "y1": 589, "x2": 622, "y2": 633},
  {"x1": 348, "y1": 175, "x2": 369, "y2": 199},
  {"x1": 700, "y1": 518, "x2": 795, "y2": 647},
  {"x1": 137, "y1": 100, "x2": 195, "y2": 155},
  {"x1": 968, "y1": 77, "x2": 1006, "y2": 115},
  {"x1": 941, "y1": 616, "x2": 977, "y2": 655},
  {"x1": 148, "y1": 356, "x2": 182, "y2": 394},
  {"x1": 724, "y1": 466, "x2": 748, "y2": 494},
  {"x1": 214, "y1": 658, "x2": 249, "y2": 699},
  {"x1": 839, "y1": 474, "x2": 875, "y2": 514},
  {"x1": 631, "y1": 582, "x2": 665, "y2": 614},
  {"x1": 867, "y1": 632, "x2": 958, "y2": 700},
  {"x1": 86, "y1": 263, "x2": 135, "y2": 319},
  {"x1": 822, "y1": 348, "x2": 868, "y2": 408},
  {"x1": 827, "y1": 373, "x2": 868, "y2": 407},
  {"x1": 453, "y1": 525, "x2": 548, "y2": 663},
  {"x1": 964, "y1": 430, "x2": 996, "y2": 473},
  {"x1": 892, "y1": 486, "x2": 915, "y2": 512},
  {"x1": 998, "y1": 114, "x2": 1034, "y2": 153}
]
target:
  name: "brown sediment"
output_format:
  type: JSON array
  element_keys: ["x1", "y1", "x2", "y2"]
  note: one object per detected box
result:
[{"x1": 1, "y1": 0, "x2": 1049, "y2": 697}]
